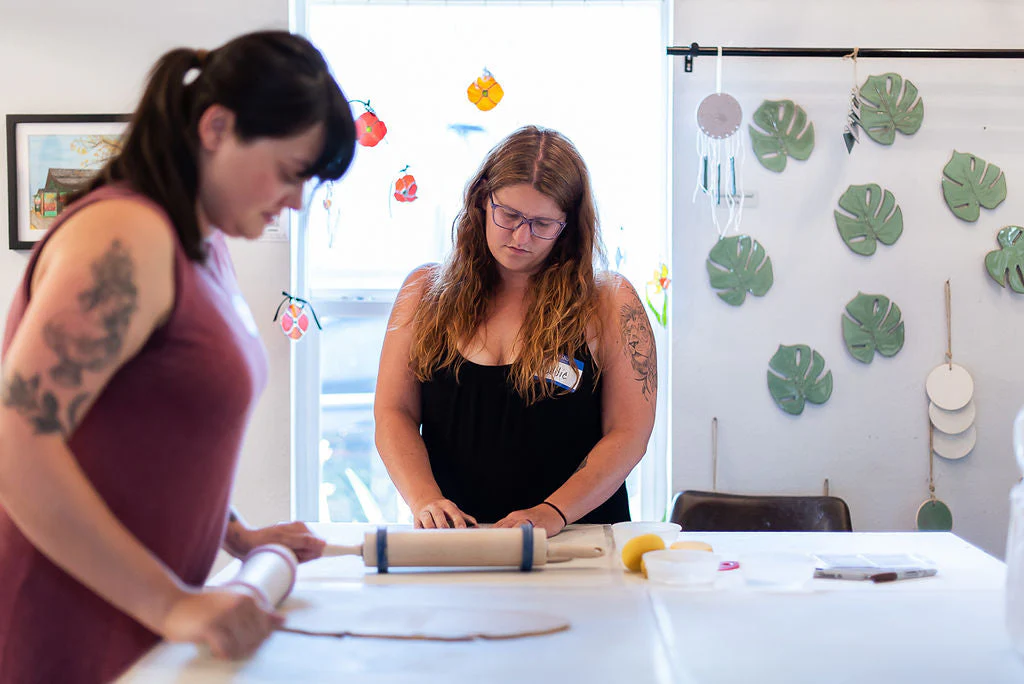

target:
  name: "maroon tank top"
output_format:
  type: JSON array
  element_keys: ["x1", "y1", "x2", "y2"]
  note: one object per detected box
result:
[{"x1": 0, "y1": 185, "x2": 268, "y2": 683}]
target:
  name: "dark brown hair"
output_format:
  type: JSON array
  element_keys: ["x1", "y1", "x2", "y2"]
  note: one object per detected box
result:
[{"x1": 84, "y1": 31, "x2": 356, "y2": 261}]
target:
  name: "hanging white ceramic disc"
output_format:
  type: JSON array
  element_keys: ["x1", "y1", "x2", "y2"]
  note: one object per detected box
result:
[
  {"x1": 696, "y1": 93, "x2": 742, "y2": 139},
  {"x1": 932, "y1": 424, "x2": 977, "y2": 460},
  {"x1": 929, "y1": 399, "x2": 976, "y2": 435},
  {"x1": 925, "y1": 363, "x2": 974, "y2": 411}
]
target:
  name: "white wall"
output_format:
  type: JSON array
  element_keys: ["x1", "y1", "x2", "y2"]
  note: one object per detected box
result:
[
  {"x1": 0, "y1": 0, "x2": 293, "y2": 543},
  {"x1": 672, "y1": 0, "x2": 1024, "y2": 556}
]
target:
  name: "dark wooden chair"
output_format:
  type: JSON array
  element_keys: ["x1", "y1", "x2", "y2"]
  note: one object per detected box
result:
[{"x1": 668, "y1": 490, "x2": 853, "y2": 532}]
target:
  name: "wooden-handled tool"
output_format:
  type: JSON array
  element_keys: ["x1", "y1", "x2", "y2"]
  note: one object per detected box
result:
[{"x1": 323, "y1": 526, "x2": 604, "y2": 572}]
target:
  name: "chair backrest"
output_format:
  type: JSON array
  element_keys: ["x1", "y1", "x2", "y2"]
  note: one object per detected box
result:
[{"x1": 668, "y1": 490, "x2": 853, "y2": 532}]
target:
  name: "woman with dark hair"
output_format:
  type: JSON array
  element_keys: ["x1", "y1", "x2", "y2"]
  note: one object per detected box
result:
[
  {"x1": 375, "y1": 126, "x2": 656, "y2": 535},
  {"x1": 0, "y1": 31, "x2": 356, "y2": 681}
]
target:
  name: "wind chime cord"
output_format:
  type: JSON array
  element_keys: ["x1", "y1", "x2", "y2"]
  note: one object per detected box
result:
[
  {"x1": 842, "y1": 46, "x2": 860, "y2": 85},
  {"x1": 928, "y1": 419, "x2": 936, "y2": 499},
  {"x1": 715, "y1": 45, "x2": 723, "y2": 94},
  {"x1": 711, "y1": 417, "x2": 718, "y2": 492},
  {"x1": 945, "y1": 279, "x2": 953, "y2": 370}
]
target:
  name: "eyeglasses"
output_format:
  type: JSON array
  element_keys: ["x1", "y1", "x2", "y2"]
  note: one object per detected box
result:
[{"x1": 489, "y1": 194, "x2": 567, "y2": 240}]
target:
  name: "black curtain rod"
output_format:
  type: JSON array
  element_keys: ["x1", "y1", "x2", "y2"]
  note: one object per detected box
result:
[{"x1": 668, "y1": 43, "x2": 1024, "y2": 73}]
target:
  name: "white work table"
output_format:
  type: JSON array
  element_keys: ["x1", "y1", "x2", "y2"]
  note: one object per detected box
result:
[{"x1": 120, "y1": 524, "x2": 1024, "y2": 684}]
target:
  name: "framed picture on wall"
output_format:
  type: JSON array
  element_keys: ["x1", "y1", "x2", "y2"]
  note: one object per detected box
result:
[{"x1": 6, "y1": 113, "x2": 130, "y2": 251}]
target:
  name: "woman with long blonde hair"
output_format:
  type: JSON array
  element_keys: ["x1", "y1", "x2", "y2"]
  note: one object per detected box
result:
[{"x1": 374, "y1": 126, "x2": 656, "y2": 535}]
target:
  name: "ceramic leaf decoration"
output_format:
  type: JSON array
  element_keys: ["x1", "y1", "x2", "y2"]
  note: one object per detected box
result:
[
  {"x1": 467, "y1": 68, "x2": 504, "y2": 111},
  {"x1": 857, "y1": 73, "x2": 924, "y2": 145},
  {"x1": 842, "y1": 292, "x2": 905, "y2": 363},
  {"x1": 706, "y1": 235, "x2": 774, "y2": 306},
  {"x1": 834, "y1": 184, "x2": 903, "y2": 256},
  {"x1": 942, "y1": 151, "x2": 1007, "y2": 222},
  {"x1": 767, "y1": 344, "x2": 833, "y2": 415},
  {"x1": 749, "y1": 100, "x2": 815, "y2": 172},
  {"x1": 984, "y1": 225, "x2": 1024, "y2": 293}
]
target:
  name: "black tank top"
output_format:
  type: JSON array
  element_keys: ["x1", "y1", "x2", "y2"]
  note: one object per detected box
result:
[{"x1": 420, "y1": 348, "x2": 630, "y2": 524}]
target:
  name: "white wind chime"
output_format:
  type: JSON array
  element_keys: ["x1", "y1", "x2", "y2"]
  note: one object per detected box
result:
[{"x1": 693, "y1": 47, "x2": 746, "y2": 237}]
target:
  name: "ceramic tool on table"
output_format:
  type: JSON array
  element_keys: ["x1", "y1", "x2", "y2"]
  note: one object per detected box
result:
[
  {"x1": 225, "y1": 544, "x2": 299, "y2": 607},
  {"x1": 322, "y1": 526, "x2": 605, "y2": 572}
]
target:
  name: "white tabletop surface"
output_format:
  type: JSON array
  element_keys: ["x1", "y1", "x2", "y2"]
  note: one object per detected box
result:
[{"x1": 119, "y1": 524, "x2": 1024, "y2": 684}]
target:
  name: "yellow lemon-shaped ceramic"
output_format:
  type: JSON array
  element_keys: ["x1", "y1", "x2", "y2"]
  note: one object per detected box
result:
[
  {"x1": 671, "y1": 541, "x2": 714, "y2": 552},
  {"x1": 621, "y1": 533, "x2": 665, "y2": 573}
]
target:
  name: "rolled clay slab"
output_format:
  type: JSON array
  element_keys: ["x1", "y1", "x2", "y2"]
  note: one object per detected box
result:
[
  {"x1": 929, "y1": 399, "x2": 976, "y2": 435},
  {"x1": 282, "y1": 606, "x2": 570, "y2": 641},
  {"x1": 932, "y1": 424, "x2": 977, "y2": 461},
  {"x1": 925, "y1": 363, "x2": 974, "y2": 411}
]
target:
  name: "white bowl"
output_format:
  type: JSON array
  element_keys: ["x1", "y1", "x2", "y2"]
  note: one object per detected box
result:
[
  {"x1": 643, "y1": 550, "x2": 721, "y2": 586},
  {"x1": 740, "y1": 552, "x2": 817, "y2": 589},
  {"x1": 611, "y1": 521, "x2": 681, "y2": 551}
]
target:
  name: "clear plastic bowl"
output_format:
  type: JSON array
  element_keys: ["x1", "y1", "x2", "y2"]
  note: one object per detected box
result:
[
  {"x1": 643, "y1": 550, "x2": 722, "y2": 586},
  {"x1": 740, "y1": 552, "x2": 817, "y2": 589},
  {"x1": 611, "y1": 521, "x2": 681, "y2": 551}
]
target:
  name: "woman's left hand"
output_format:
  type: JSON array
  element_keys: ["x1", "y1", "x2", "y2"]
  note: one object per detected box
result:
[
  {"x1": 493, "y1": 505, "x2": 565, "y2": 537},
  {"x1": 224, "y1": 520, "x2": 327, "y2": 563}
]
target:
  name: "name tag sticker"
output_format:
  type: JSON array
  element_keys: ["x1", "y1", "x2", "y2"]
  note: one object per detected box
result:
[{"x1": 544, "y1": 355, "x2": 584, "y2": 392}]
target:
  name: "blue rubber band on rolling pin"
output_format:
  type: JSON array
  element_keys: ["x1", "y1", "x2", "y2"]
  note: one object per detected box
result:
[
  {"x1": 376, "y1": 526, "x2": 388, "y2": 574},
  {"x1": 520, "y1": 524, "x2": 534, "y2": 572}
]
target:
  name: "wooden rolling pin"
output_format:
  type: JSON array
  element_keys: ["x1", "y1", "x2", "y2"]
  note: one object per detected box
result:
[{"x1": 323, "y1": 525, "x2": 604, "y2": 572}]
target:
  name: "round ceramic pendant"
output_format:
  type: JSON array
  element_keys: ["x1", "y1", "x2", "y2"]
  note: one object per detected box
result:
[
  {"x1": 916, "y1": 498, "x2": 953, "y2": 531},
  {"x1": 932, "y1": 424, "x2": 977, "y2": 461},
  {"x1": 928, "y1": 399, "x2": 976, "y2": 435},
  {"x1": 697, "y1": 93, "x2": 743, "y2": 139},
  {"x1": 925, "y1": 363, "x2": 974, "y2": 411},
  {"x1": 280, "y1": 302, "x2": 310, "y2": 341}
]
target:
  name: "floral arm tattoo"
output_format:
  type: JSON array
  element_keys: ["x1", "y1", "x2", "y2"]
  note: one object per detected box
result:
[
  {"x1": 619, "y1": 295, "x2": 658, "y2": 403},
  {"x1": 1, "y1": 241, "x2": 138, "y2": 437}
]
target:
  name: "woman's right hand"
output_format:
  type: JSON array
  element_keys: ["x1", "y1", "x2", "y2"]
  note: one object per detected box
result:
[
  {"x1": 413, "y1": 498, "x2": 478, "y2": 529},
  {"x1": 160, "y1": 587, "x2": 284, "y2": 659}
]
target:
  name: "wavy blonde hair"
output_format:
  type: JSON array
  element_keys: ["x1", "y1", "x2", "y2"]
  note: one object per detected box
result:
[{"x1": 409, "y1": 125, "x2": 607, "y2": 404}]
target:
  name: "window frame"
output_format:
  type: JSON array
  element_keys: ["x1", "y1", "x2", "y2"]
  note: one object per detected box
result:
[{"x1": 291, "y1": 0, "x2": 673, "y2": 523}]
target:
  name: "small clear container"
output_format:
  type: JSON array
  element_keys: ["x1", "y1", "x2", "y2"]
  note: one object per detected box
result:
[
  {"x1": 611, "y1": 521, "x2": 681, "y2": 551},
  {"x1": 740, "y1": 552, "x2": 817, "y2": 589},
  {"x1": 643, "y1": 549, "x2": 721, "y2": 586}
]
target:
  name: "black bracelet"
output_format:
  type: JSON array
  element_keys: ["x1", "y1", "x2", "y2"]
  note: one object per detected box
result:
[{"x1": 541, "y1": 500, "x2": 568, "y2": 526}]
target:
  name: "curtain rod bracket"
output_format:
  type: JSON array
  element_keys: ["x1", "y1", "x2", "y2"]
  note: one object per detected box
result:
[{"x1": 684, "y1": 42, "x2": 698, "y2": 73}]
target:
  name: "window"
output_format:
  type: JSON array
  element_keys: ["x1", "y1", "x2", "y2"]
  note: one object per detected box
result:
[{"x1": 294, "y1": 0, "x2": 671, "y2": 523}]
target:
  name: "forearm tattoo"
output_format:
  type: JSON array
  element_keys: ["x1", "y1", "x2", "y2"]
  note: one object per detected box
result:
[
  {"x1": 1, "y1": 241, "x2": 138, "y2": 436},
  {"x1": 619, "y1": 298, "x2": 658, "y2": 403}
]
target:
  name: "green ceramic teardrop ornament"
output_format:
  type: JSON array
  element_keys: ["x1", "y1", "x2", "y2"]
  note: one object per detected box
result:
[
  {"x1": 916, "y1": 498, "x2": 953, "y2": 531},
  {"x1": 749, "y1": 99, "x2": 815, "y2": 173},
  {"x1": 984, "y1": 225, "x2": 1024, "y2": 293},
  {"x1": 941, "y1": 151, "x2": 1007, "y2": 222},
  {"x1": 858, "y1": 73, "x2": 924, "y2": 145},
  {"x1": 842, "y1": 292, "x2": 905, "y2": 363},
  {"x1": 767, "y1": 344, "x2": 833, "y2": 415},
  {"x1": 834, "y1": 184, "x2": 903, "y2": 256},
  {"x1": 706, "y1": 235, "x2": 774, "y2": 306}
]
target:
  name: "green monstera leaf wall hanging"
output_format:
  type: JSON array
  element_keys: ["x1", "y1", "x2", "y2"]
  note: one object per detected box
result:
[
  {"x1": 767, "y1": 344, "x2": 833, "y2": 415},
  {"x1": 858, "y1": 73, "x2": 924, "y2": 145},
  {"x1": 706, "y1": 235, "x2": 774, "y2": 306},
  {"x1": 834, "y1": 184, "x2": 903, "y2": 256},
  {"x1": 842, "y1": 292, "x2": 905, "y2": 363},
  {"x1": 941, "y1": 151, "x2": 1007, "y2": 222},
  {"x1": 749, "y1": 100, "x2": 815, "y2": 173},
  {"x1": 984, "y1": 225, "x2": 1024, "y2": 293}
]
